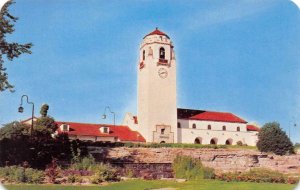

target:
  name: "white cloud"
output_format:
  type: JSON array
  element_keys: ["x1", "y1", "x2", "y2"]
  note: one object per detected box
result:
[
  {"x1": 291, "y1": 0, "x2": 300, "y2": 9},
  {"x1": 0, "y1": 0, "x2": 8, "y2": 9}
]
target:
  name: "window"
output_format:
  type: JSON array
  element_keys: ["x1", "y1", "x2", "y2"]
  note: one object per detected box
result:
[
  {"x1": 142, "y1": 50, "x2": 145, "y2": 60},
  {"x1": 225, "y1": 139, "x2": 232, "y2": 145},
  {"x1": 210, "y1": 138, "x2": 217, "y2": 145},
  {"x1": 177, "y1": 122, "x2": 181, "y2": 128},
  {"x1": 62, "y1": 124, "x2": 68, "y2": 132},
  {"x1": 222, "y1": 126, "x2": 226, "y2": 131},
  {"x1": 208, "y1": 125, "x2": 211, "y2": 130},
  {"x1": 103, "y1": 127, "x2": 108, "y2": 133},
  {"x1": 194, "y1": 137, "x2": 202, "y2": 144},
  {"x1": 192, "y1": 123, "x2": 196, "y2": 129},
  {"x1": 237, "y1": 126, "x2": 240, "y2": 131},
  {"x1": 161, "y1": 128, "x2": 165, "y2": 135},
  {"x1": 159, "y1": 47, "x2": 165, "y2": 59}
]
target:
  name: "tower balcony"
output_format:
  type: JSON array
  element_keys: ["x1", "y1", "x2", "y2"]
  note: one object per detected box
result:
[{"x1": 157, "y1": 59, "x2": 170, "y2": 67}]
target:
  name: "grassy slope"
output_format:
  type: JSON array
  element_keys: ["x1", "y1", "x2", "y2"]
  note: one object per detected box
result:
[{"x1": 4, "y1": 179, "x2": 297, "y2": 190}]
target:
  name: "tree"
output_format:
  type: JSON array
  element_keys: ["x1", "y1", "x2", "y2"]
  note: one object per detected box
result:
[
  {"x1": 257, "y1": 122, "x2": 294, "y2": 155},
  {"x1": 0, "y1": 121, "x2": 29, "y2": 140},
  {"x1": 40, "y1": 104, "x2": 49, "y2": 117},
  {"x1": 0, "y1": 0, "x2": 33, "y2": 92}
]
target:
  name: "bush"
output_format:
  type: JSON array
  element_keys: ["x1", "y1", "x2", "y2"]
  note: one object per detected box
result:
[
  {"x1": 172, "y1": 155, "x2": 215, "y2": 180},
  {"x1": 257, "y1": 122, "x2": 294, "y2": 155},
  {"x1": 91, "y1": 163, "x2": 119, "y2": 184},
  {"x1": 0, "y1": 166, "x2": 44, "y2": 183},
  {"x1": 45, "y1": 159, "x2": 59, "y2": 183},
  {"x1": 203, "y1": 167, "x2": 215, "y2": 179},
  {"x1": 67, "y1": 175, "x2": 82, "y2": 183},
  {"x1": 71, "y1": 155, "x2": 96, "y2": 171},
  {"x1": 216, "y1": 168, "x2": 298, "y2": 184}
]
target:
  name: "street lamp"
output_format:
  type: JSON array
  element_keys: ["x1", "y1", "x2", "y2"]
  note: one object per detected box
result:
[
  {"x1": 102, "y1": 106, "x2": 115, "y2": 126},
  {"x1": 18, "y1": 95, "x2": 35, "y2": 136}
]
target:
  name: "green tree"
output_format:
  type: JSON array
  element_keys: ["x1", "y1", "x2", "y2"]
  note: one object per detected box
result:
[
  {"x1": 257, "y1": 122, "x2": 294, "y2": 155},
  {"x1": 34, "y1": 116, "x2": 57, "y2": 138},
  {"x1": 40, "y1": 104, "x2": 49, "y2": 117},
  {"x1": 0, "y1": 121, "x2": 29, "y2": 140},
  {"x1": 0, "y1": 0, "x2": 33, "y2": 92}
]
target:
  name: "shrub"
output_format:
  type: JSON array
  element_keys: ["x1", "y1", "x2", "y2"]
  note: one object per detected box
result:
[
  {"x1": 257, "y1": 122, "x2": 294, "y2": 155},
  {"x1": 91, "y1": 163, "x2": 119, "y2": 184},
  {"x1": 216, "y1": 168, "x2": 299, "y2": 184},
  {"x1": 71, "y1": 155, "x2": 96, "y2": 171},
  {"x1": 45, "y1": 159, "x2": 59, "y2": 183},
  {"x1": 0, "y1": 166, "x2": 44, "y2": 183},
  {"x1": 203, "y1": 167, "x2": 215, "y2": 179},
  {"x1": 67, "y1": 175, "x2": 82, "y2": 183},
  {"x1": 236, "y1": 141, "x2": 243, "y2": 146},
  {"x1": 172, "y1": 155, "x2": 214, "y2": 180},
  {"x1": 23, "y1": 168, "x2": 44, "y2": 183}
]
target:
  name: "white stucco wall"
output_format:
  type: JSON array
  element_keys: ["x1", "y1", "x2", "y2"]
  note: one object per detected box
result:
[{"x1": 177, "y1": 119, "x2": 258, "y2": 146}]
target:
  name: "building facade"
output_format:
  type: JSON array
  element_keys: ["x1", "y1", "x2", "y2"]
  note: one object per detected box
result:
[{"x1": 123, "y1": 28, "x2": 259, "y2": 146}]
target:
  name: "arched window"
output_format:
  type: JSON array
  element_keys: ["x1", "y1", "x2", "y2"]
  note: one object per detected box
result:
[
  {"x1": 194, "y1": 137, "x2": 202, "y2": 144},
  {"x1": 208, "y1": 125, "x2": 211, "y2": 130},
  {"x1": 210, "y1": 138, "x2": 217, "y2": 145},
  {"x1": 142, "y1": 50, "x2": 145, "y2": 60},
  {"x1": 225, "y1": 139, "x2": 233, "y2": 145},
  {"x1": 192, "y1": 123, "x2": 196, "y2": 129},
  {"x1": 161, "y1": 128, "x2": 165, "y2": 135},
  {"x1": 177, "y1": 122, "x2": 181, "y2": 128},
  {"x1": 222, "y1": 126, "x2": 226, "y2": 131},
  {"x1": 159, "y1": 47, "x2": 165, "y2": 59},
  {"x1": 237, "y1": 126, "x2": 240, "y2": 131}
]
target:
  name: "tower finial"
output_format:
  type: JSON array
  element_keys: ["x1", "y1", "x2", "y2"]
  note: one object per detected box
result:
[{"x1": 156, "y1": 27, "x2": 158, "y2": 30}]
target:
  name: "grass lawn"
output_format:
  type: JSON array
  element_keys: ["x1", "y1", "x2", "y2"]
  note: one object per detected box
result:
[{"x1": 3, "y1": 179, "x2": 297, "y2": 190}]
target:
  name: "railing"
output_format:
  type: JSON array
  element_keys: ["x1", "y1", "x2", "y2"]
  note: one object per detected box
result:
[{"x1": 157, "y1": 59, "x2": 170, "y2": 67}]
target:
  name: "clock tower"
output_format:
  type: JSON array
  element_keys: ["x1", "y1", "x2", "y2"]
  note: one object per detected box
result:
[{"x1": 137, "y1": 28, "x2": 177, "y2": 143}]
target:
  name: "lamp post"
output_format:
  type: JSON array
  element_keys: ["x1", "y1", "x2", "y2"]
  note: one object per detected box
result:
[
  {"x1": 102, "y1": 106, "x2": 115, "y2": 126},
  {"x1": 18, "y1": 95, "x2": 34, "y2": 136}
]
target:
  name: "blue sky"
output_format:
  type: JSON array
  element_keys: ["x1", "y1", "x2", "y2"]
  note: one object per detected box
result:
[{"x1": 0, "y1": 0, "x2": 299, "y2": 143}]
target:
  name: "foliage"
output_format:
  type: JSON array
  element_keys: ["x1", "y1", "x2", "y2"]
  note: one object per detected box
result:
[
  {"x1": 236, "y1": 141, "x2": 243, "y2": 146},
  {"x1": 0, "y1": 133, "x2": 72, "y2": 169},
  {"x1": 216, "y1": 168, "x2": 298, "y2": 184},
  {"x1": 40, "y1": 104, "x2": 49, "y2": 117},
  {"x1": 0, "y1": 165, "x2": 44, "y2": 183},
  {"x1": 45, "y1": 159, "x2": 59, "y2": 183},
  {"x1": 91, "y1": 163, "x2": 119, "y2": 184},
  {"x1": 172, "y1": 155, "x2": 215, "y2": 180},
  {"x1": 71, "y1": 155, "x2": 96, "y2": 171},
  {"x1": 0, "y1": 0, "x2": 33, "y2": 92},
  {"x1": 67, "y1": 175, "x2": 82, "y2": 183},
  {"x1": 0, "y1": 121, "x2": 29, "y2": 140},
  {"x1": 257, "y1": 122, "x2": 294, "y2": 155},
  {"x1": 34, "y1": 116, "x2": 58, "y2": 137}
]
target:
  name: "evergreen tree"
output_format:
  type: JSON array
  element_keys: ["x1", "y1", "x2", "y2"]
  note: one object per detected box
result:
[
  {"x1": 257, "y1": 122, "x2": 294, "y2": 155},
  {"x1": 40, "y1": 104, "x2": 49, "y2": 117},
  {"x1": 0, "y1": 1, "x2": 33, "y2": 92}
]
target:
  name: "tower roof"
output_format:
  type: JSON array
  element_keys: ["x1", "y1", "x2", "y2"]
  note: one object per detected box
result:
[{"x1": 144, "y1": 28, "x2": 170, "y2": 39}]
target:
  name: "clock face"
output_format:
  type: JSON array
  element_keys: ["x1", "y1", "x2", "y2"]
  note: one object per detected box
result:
[{"x1": 158, "y1": 68, "x2": 168, "y2": 79}]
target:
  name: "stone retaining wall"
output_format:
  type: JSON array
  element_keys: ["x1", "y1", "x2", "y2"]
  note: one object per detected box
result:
[{"x1": 89, "y1": 147, "x2": 300, "y2": 174}]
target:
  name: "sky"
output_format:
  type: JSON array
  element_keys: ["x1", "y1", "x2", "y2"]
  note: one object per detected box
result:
[{"x1": 0, "y1": 0, "x2": 299, "y2": 143}]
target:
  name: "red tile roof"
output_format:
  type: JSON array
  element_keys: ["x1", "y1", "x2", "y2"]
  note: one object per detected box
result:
[
  {"x1": 189, "y1": 111, "x2": 247, "y2": 123},
  {"x1": 144, "y1": 28, "x2": 170, "y2": 39},
  {"x1": 56, "y1": 121, "x2": 145, "y2": 142},
  {"x1": 247, "y1": 125, "x2": 260, "y2": 131}
]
